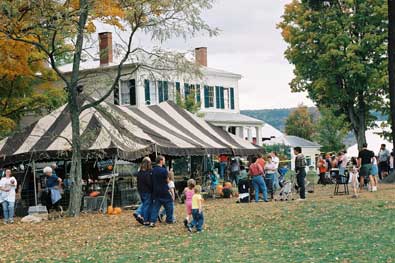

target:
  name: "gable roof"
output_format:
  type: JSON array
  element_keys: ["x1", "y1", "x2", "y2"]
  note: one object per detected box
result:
[
  {"x1": 58, "y1": 60, "x2": 242, "y2": 79},
  {"x1": 264, "y1": 135, "x2": 321, "y2": 148},
  {"x1": 204, "y1": 112, "x2": 263, "y2": 126},
  {"x1": 0, "y1": 98, "x2": 261, "y2": 166}
]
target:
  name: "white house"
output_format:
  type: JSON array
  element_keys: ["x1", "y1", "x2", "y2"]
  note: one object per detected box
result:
[{"x1": 58, "y1": 32, "x2": 263, "y2": 144}]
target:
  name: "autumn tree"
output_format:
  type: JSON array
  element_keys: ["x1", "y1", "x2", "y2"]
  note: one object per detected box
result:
[
  {"x1": 0, "y1": 37, "x2": 65, "y2": 138},
  {"x1": 279, "y1": 0, "x2": 388, "y2": 150},
  {"x1": 314, "y1": 107, "x2": 349, "y2": 152},
  {"x1": 285, "y1": 105, "x2": 315, "y2": 141},
  {"x1": 0, "y1": 0, "x2": 217, "y2": 216}
]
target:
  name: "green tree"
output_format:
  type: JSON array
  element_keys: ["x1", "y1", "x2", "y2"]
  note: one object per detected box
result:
[
  {"x1": 279, "y1": 0, "x2": 388, "y2": 150},
  {"x1": 176, "y1": 91, "x2": 200, "y2": 114},
  {"x1": 0, "y1": 0, "x2": 217, "y2": 216},
  {"x1": 314, "y1": 107, "x2": 349, "y2": 153},
  {"x1": 285, "y1": 105, "x2": 315, "y2": 140}
]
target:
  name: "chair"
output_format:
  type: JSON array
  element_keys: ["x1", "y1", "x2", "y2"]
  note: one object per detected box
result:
[{"x1": 334, "y1": 170, "x2": 350, "y2": 195}]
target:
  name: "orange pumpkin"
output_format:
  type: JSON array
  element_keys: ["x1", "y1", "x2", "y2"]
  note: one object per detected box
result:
[
  {"x1": 113, "y1": 207, "x2": 122, "y2": 215},
  {"x1": 107, "y1": 206, "x2": 114, "y2": 214},
  {"x1": 216, "y1": 185, "x2": 223, "y2": 194}
]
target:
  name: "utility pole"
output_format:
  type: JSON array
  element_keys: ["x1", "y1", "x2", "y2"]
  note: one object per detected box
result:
[{"x1": 388, "y1": 0, "x2": 395, "y2": 153}]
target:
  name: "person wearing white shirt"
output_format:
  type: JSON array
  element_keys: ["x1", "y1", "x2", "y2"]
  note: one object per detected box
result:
[
  {"x1": 270, "y1": 152, "x2": 280, "y2": 190},
  {"x1": 0, "y1": 169, "x2": 17, "y2": 224}
]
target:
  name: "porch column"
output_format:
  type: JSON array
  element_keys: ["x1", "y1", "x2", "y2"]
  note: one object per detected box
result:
[
  {"x1": 247, "y1": 127, "x2": 253, "y2": 142},
  {"x1": 237, "y1": 126, "x2": 244, "y2": 138},
  {"x1": 255, "y1": 126, "x2": 262, "y2": 146}
]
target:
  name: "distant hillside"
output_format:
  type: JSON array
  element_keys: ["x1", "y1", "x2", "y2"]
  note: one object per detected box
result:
[
  {"x1": 241, "y1": 107, "x2": 318, "y2": 131},
  {"x1": 241, "y1": 108, "x2": 387, "y2": 132}
]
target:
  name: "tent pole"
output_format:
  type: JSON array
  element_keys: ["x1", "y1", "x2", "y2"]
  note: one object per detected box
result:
[
  {"x1": 111, "y1": 156, "x2": 118, "y2": 207},
  {"x1": 32, "y1": 160, "x2": 38, "y2": 206}
]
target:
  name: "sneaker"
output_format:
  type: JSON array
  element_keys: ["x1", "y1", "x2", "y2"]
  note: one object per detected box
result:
[
  {"x1": 133, "y1": 213, "x2": 144, "y2": 225},
  {"x1": 197, "y1": 230, "x2": 204, "y2": 233},
  {"x1": 373, "y1": 186, "x2": 377, "y2": 192},
  {"x1": 158, "y1": 214, "x2": 164, "y2": 223},
  {"x1": 9, "y1": 220, "x2": 14, "y2": 224},
  {"x1": 3, "y1": 221, "x2": 7, "y2": 225},
  {"x1": 149, "y1": 223, "x2": 155, "y2": 228},
  {"x1": 183, "y1": 219, "x2": 188, "y2": 228},
  {"x1": 187, "y1": 226, "x2": 192, "y2": 232},
  {"x1": 296, "y1": 198, "x2": 306, "y2": 201}
]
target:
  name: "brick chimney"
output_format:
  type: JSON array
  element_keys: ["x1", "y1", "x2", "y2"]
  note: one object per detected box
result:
[
  {"x1": 99, "y1": 32, "x2": 113, "y2": 66},
  {"x1": 195, "y1": 47, "x2": 207, "y2": 67}
]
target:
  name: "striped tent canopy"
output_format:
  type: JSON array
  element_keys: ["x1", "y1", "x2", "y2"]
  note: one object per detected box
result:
[{"x1": 0, "y1": 97, "x2": 261, "y2": 165}]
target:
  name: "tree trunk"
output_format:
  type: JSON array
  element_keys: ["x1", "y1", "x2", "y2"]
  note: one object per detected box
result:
[
  {"x1": 68, "y1": 95, "x2": 83, "y2": 216},
  {"x1": 353, "y1": 126, "x2": 367, "y2": 151},
  {"x1": 67, "y1": 0, "x2": 89, "y2": 216},
  {"x1": 388, "y1": 0, "x2": 395, "y2": 153},
  {"x1": 347, "y1": 104, "x2": 367, "y2": 151}
]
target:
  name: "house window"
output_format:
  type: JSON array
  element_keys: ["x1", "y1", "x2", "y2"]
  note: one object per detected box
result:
[
  {"x1": 184, "y1": 83, "x2": 190, "y2": 98},
  {"x1": 158, "y1": 80, "x2": 169, "y2": 103},
  {"x1": 204, "y1": 85, "x2": 214, "y2": 108},
  {"x1": 120, "y1": 79, "x2": 136, "y2": 105},
  {"x1": 175, "y1": 82, "x2": 181, "y2": 102}
]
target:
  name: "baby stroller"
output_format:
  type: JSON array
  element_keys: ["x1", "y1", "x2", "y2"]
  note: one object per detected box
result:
[
  {"x1": 274, "y1": 174, "x2": 294, "y2": 201},
  {"x1": 237, "y1": 179, "x2": 250, "y2": 203}
]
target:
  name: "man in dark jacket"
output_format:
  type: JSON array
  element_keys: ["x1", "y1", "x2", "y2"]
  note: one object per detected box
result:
[
  {"x1": 149, "y1": 155, "x2": 174, "y2": 227},
  {"x1": 294, "y1": 147, "x2": 306, "y2": 200}
]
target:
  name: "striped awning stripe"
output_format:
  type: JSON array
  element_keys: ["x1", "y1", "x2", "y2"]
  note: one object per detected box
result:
[{"x1": 0, "y1": 98, "x2": 262, "y2": 165}]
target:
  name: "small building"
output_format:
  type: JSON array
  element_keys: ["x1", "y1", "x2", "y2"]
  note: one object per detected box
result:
[{"x1": 264, "y1": 135, "x2": 321, "y2": 169}]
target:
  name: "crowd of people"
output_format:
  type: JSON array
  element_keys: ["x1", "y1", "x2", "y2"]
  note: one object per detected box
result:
[
  {"x1": 133, "y1": 148, "x2": 308, "y2": 233},
  {"x1": 2, "y1": 143, "x2": 390, "y2": 228},
  {"x1": 134, "y1": 155, "x2": 205, "y2": 233},
  {"x1": 317, "y1": 143, "x2": 393, "y2": 198}
]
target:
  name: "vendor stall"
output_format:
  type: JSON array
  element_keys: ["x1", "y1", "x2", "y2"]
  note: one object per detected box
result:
[{"x1": 0, "y1": 97, "x2": 263, "y2": 212}]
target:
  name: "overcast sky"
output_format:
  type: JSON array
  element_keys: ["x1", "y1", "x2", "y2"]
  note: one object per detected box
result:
[
  {"x1": 95, "y1": 0, "x2": 314, "y2": 110},
  {"x1": 168, "y1": 0, "x2": 315, "y2": 110}
]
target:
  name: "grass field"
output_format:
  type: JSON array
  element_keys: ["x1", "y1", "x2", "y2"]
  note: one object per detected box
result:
[{"x1": 1, "y1": 184, "x2": 395, "y2": 263}]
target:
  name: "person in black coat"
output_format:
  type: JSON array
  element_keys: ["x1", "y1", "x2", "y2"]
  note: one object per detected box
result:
[{"x1": 133, "y1": 157, "x2": 153, "y2": 225}]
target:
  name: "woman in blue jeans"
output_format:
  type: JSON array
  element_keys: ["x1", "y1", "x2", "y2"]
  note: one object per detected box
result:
[
  {"x1": 0, "y1": 169, "x2": 17, "y2": 224},
  {"x1": 248, "y1": 157, "x2": 268, "y2": 202},
  {"x1": 134, "y1": 157, "x2": 153, "y2": 225}
]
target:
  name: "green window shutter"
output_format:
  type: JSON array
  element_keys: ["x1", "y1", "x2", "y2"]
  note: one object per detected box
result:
[
  {"x1": 144, "y1": 79, "x2": 150, "y2": 105},
  {"x1": 164, "y1": 81, "x2": 168, "y2": 101},
  {"x1": 215, "y1": 86, "x2": 220, "y2": 109},
  {"x1": 220, "y1": 86, "x2": 225, "y2": 109},
  {"x1": 230, "y1": 87, "x2": 235, "y2": 110},
  {"x1": 204, "y1": 85, "x2": 209, "y2": 108},
  {"x1": 196, "y1": 84, "x2": 201, "y2": 103},
  {"x1": 158, "y1": 81, "x2": 163, "y2": 103},
  {"x1": 184, "y1": 83, "x2": 190, "y2": 98}
]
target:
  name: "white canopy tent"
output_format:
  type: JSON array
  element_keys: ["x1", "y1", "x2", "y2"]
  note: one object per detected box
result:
[{"x1": 347, "y1": 122, "x2": 392, "y2": 157}]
